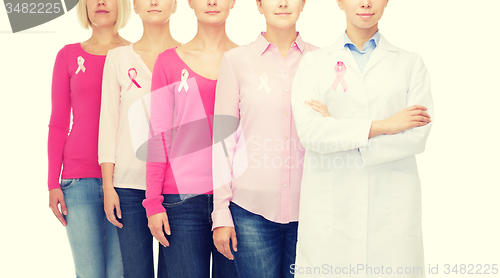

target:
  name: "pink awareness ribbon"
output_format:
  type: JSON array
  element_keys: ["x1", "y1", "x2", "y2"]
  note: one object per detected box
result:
[
  {"x1": 127, "y1": 68, "x2": 141, "y2": 91},
  {"x1": 332, "y1": 61, "x2": 348, "y2": 92},
  {"x1": 75, "y1": 56, "x2": 86, "y2": 74}
]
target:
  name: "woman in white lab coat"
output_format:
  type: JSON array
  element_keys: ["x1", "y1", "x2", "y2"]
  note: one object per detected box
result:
[{"x1": 290, "y1": 0, "x2": 433, "y2": 277}]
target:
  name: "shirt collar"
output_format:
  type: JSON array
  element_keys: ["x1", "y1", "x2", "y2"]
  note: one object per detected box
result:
[
  {"x1": 343, "y1": 30, "x2": 380, "y2": 51},
  {"x1": 256, "y1": 31, "x2": 305, "y2": 55},
  {"x1": 328, "y1": 31, "x2": 398, "y2": 53}
]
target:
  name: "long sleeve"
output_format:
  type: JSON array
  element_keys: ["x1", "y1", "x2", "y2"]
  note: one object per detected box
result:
[
  {"x1": 212, "y1": 54, "x2": 240, "y2": 229},
  {"x1": 291, "y1": 52, "x2": 372, "y2": 154},
  {"x1": 359, "y1": 53, "x2": 434, "y2": 166},
  {"x1": 143, "y1": 55, "x2": 172, "y2": 217},
  {"x1": 98, "y1": 52, "x2": 120, "y2": 165},
  {"x1": 47, "y1": 47, "x2": 71, "y2": 191}
]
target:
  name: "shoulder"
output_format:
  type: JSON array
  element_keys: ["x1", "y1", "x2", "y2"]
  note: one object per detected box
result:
[
  {"x1": 157, "y1": 47, "x2": 178, "y2": 62},
  {"x1": 55, "y1": 43, "x2": 80, "y2": 58},
  {"x1": 105, "y1": 44, "x2": 132, "y2": 65},
  {"x1": 107, "y1": 44, "x2": 130, "y2": 57},
  {"x1": 303, "y1": 41, "x2": 320, "y2": 52},
  {"x1": 223, "y1": 42, "x2": 253, "y2": 60}
]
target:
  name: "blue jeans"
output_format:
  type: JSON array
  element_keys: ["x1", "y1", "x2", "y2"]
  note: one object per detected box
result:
[
  {"x1": 61, "y1": 178, "x2": 124, "y2": 278},
  {"x1": 115, "y1": 188, "x2": 167, "y2": 278},
  {"x1": 230, "y1": 202, "x2": 298, "y2": 278},
  {"x1": 160, "y1": 194, "x2": 238, "y2": 278}
]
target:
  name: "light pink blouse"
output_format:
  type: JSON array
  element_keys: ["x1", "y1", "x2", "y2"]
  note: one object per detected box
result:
[{"x1": 212, "y1": 33, "x2": 319, "y2": 229}]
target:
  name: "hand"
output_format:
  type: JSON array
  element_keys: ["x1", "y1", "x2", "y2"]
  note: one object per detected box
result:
[
  {"x1": 49, "y1": 188, "x2": 67, "y2": 226},
  {"x1": 148, "y1": 212, "x2": 171, "y2": 247},
  {"x1": 369, "y1": 105, "x2": 431, "y2": 138},
  {"x1": 305, "y1": 100, "x2": 330, "y2": 117},
  {"x1": 384, "y1": 105, "x2": 431, "y2": 135},
  {"x1": 213, "y1": 226, "x2": 238, "y2": 260},
  {"x1": 103, "y1": 187, "x2": 123, "y2": 228}
]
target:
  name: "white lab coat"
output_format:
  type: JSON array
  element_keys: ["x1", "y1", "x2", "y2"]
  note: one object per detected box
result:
[{"x1": 290, "y1": 34, "x2": 433, "y2": 278}]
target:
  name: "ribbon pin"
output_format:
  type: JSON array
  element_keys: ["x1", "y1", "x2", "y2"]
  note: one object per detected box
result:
[
  {"x1": 75, "y1": 56, "x2": 86, "y2": 74},
  {"x1": 178, "y1": 69, "x2": 189, "y2": 93},
  {"x1": 257, "y1": 73, "x2": 271, "y2": 95},
  {"x1": 332, "y1": 61, "x2": 348, "y2": 92},
  {"x1": 127, "y1": 68, "x2": 142, "y2": 91}
]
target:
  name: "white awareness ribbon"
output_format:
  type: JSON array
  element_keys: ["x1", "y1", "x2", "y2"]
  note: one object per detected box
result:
[
  {"x1": 257, "y1": 73, "x2": 271, "y2": 95},
  {"x1": 75, "y1": 56, "x2": 86, "y2": 74},
  {"x1": 178, "y1": 69, "x2": 189, "y2": 93}
]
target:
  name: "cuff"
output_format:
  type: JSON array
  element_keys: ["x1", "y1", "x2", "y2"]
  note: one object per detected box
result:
[
  {"x1": 48, "y1": 182, "x2": 61, "y2": 191},
  {"x1": 142, "y1": 196, "x2": 166, "y2": 218},
  {"x1": 211, "y1": 208, "x2": 234, "y2": 230}
]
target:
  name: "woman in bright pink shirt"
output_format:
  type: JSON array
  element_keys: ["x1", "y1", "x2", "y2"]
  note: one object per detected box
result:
[
  {"x1": 144, "y1": 0, "x2": 238, "y2": 277},
  {"x1": 212, "y1": 0, "x2": 318, "y2": 277},
  {"x1": 47, "y1": 0, "x2": 130, "y2": 276}
]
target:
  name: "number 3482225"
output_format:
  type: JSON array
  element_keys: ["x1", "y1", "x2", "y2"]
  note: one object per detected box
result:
[{"x1": 5, "y1": 2, "x2": 62, "y2": 14}]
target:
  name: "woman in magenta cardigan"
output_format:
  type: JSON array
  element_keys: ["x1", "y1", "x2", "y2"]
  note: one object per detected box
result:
[
  {"x1": 144, "y1": 0, "x2": 239, "y2": 277},
  {"x1": 47, "y1": 0, "x2": 130, "y2": 276}
]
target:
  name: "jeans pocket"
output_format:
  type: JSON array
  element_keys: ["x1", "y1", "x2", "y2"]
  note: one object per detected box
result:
[
  {"x1": 162, "y1": 194, "x2": 191, "y2": 208},
  {"x1": 60, "y1": 179, "x2": 77, "y2": 190},
  {"x1": 390, "y1": 171, "x2": 422, "y2": 237}
]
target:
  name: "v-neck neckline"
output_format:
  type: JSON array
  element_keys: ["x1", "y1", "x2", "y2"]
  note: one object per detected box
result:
[
  {"x1": 129, "y1": 43, "x2": 153, "y2": 79},
  {"x1": 172, "y1": 47, "x2": 217, "y2": 82}
]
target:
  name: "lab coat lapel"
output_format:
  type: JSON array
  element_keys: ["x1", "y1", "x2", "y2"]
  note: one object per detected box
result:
[
  {"x1": 363, "y1": 47, "x2": 386, "y2": 76},
  {"x1": 328, "y1": 34, "x2": 362, "y2": 78},
  {"x1": 338, "y1": 47, "x2": 362, "y2": 78},
  {"x1": 363, "y1": 35, "x2": 399, "y2": 75}
]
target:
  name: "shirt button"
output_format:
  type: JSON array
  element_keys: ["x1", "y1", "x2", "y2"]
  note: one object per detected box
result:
[
  {"x1": 285, "y1": 112, "x2": 288, "y2": 116},
  {"x1": 284, "y1": 184, "x2": 288, "y2": 188},
  {"x1": 285, "y1": 136, "x2": 288, "y2": 140},
  {"x1": 282, "y1": 70, "x2": 287, "y2": 74},
  {"x1": 285, "y1": 89, "x2": 289, "y2": 93}
]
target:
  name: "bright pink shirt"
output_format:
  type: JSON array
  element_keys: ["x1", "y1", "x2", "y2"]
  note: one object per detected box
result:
[
  {"x1": 143, "y1": 47, "x2": 216, "y2": 217},
  {"x1": 212, "y1": 33, "x2": 319, "y2": 229},
  {"x1": 47, "y1": 43, "x2": 106, "y2": 190}
]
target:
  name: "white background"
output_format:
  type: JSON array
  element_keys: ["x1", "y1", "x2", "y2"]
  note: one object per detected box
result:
[{"x1": 1, "y1": 0, "x2": 499, "y2": 277}]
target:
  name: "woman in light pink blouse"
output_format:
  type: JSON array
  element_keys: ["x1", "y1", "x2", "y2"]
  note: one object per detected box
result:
[
  {"x1": 212, "y1": 0, "x2": 318, "y2": 277},
  {"x1": 47, "y1": 0, "x2": 130, "y2": 276},
  {"x1": 144, "y1": 0, "x2": 238, "y2": 277},
  {"x1": 98, "y1": 0, "x2": 181, "y2": 277}
]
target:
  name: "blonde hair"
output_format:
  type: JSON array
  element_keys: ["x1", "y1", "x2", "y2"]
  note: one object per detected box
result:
[{"x1": 77, "y1": 0, "x2": 131, "y2": 33}]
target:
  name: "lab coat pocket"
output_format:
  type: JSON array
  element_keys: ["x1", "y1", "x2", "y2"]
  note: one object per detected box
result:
[
  {"x1": 390, "y1": 171, "x2": 422, "y2": 237},
  {"x1": 297, "y1": 171, "x2": 334, "y2": 239}
]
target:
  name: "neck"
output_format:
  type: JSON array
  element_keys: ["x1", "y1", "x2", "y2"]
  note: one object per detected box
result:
[
  {"x1": 345, "y1": 22, "x2": 378, "y2": 51},
  {"x1": 88, "y1": 25, "x2": 122, "y2": 45},
  {"x1": 136, "y1": 21, "x2": 176, "y2": 51},
  {"x1": 264, "y1": 24, "x2": 298, "y2": 56},
  {"x1": 190, "y1": 21, "x2": 230, "y2": 51}
]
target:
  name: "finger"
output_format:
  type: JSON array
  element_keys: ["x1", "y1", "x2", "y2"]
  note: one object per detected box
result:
[
  {"x1": 162, "y1": 218, "x2": 171, "y2": 247},
  {"x1": 231, "y1": 233, "x2": 238, "y2": 252},
  {"x1": 223, "y1": 242, "x2": 234, "y2": 260},
  {"x1": 153, "y1": 227, "x2": 169, "y2": 248},
  {"x1": 59, "y1": 197, "x2": 68, "y2": 216},
  {"x1": 411, "y1": 121, "x2": 429, "y2": 128},
  {"x1": 214, "y1": 240, "x2": 224, "y2": 255},
  {"x1": 412, "y1": 115, "x2": 431, "y2": 123},
  {"x1": 408, "y1": 105, "x2": 427, "y2": 111},
  {"x1": 115, "y1": 204, "x2": 122, "y2": 220},
  {"x1": 50, "y1": 205, "x2": 66, "y2": 226},
  {"x1": 410, "y1": 110, "x2": 430, "y2": 119},
  {"x1": 105, "y1": 208, "x2": 122, "y2": 228}
]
